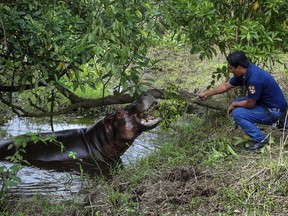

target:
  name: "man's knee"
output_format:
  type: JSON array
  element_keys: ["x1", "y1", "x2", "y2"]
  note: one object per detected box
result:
[{"x1": 231, "y1": 107, "x2": 242, "y2": 121}]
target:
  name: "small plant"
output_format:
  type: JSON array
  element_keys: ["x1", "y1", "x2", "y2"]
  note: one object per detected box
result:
[
  {"x1": 156, "y1": 85, "x2": 188, "y2": 131},
  {"x1": 206, "y1": 138, "x2": 238, "y2": 165},
  {"x1": 0, "y1": 164, "x2": 22, "y2": 209},
  {"x1": 0, "y1": 132, "x2": 62, "y2": 210},
  {"x1": 106, "y1": 187, "x2": 137, "y2": 214}
]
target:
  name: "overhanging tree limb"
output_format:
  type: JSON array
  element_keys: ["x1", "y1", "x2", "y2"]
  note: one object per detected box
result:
[{"x1": 0, "y1": 88, "x2": 227, "y2": 117}]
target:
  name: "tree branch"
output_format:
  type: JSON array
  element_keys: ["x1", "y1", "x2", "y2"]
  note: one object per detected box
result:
[{"x1": 0, "y1": 88, "x2": 227, "y2": 117}]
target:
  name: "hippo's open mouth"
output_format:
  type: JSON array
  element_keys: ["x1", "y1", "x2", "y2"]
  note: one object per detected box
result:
[{"x1": 139, "y1": 101, "x2": 162, "y2": 127}]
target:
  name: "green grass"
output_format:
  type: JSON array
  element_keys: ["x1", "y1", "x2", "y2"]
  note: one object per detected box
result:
[{"x1": 149, "y1": 46, "x2": 227, "y2": 92}]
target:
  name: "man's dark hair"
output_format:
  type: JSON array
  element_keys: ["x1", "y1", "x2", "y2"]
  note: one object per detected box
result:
[{"x1": 226, "y1": 51, "x2": 250, "y2": 68}]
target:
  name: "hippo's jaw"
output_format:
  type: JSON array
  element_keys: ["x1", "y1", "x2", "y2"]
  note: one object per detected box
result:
[
  {"x1": 140, "y1": 117, "x2": 162, "y2": 128},
  {"x1": 138, "y1": 104, "x2": 162, "y2": 129},
  {"x1": 134, "y1": 93, "x2": 162, "y2": 129}
]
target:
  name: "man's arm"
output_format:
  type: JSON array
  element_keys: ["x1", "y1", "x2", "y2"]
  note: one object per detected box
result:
[
  {"x1": 198, "y1": 82, "x2": 234, "y2": 100},
  {"x1": 227, "y1": 98, "x2": 256, "y2": 114}
]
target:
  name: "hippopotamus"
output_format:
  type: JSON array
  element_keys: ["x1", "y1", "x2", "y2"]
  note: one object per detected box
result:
[{"x1": 0, "y1": 93, "x2": 161, "y2": 176}]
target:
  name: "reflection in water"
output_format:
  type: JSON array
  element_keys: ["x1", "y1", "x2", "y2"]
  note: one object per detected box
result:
[
  {"x1": 1, "y1": 116, "x2": 91, "y2": 135},
  {"x1": 0, "y1": 117, "x2": 158, "y2": 200},
  {"x1": 1, "y1": 161, "x2": 90, "y2": 201}
]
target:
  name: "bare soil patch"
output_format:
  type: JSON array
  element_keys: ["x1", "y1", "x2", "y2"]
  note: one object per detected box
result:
[{"x1": 85, "y1": 165, "x2": 230, "y2": 215}]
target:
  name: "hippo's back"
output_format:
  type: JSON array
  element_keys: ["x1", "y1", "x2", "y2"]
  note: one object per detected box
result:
[{"x1": 0, "y1": 128, "x2": 87, "y2": 164}]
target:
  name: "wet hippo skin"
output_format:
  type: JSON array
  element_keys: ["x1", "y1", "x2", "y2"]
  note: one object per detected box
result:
[{"x1": 0, "y1": 93, "x2": 161, "y2": 176}]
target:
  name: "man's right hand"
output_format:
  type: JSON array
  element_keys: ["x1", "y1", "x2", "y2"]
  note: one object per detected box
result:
[{"x1": 197, "y1": 93, "x2": 208, "y2": 101}]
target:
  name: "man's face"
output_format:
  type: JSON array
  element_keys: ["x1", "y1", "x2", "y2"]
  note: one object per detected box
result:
[{"x1": 228, "y1": 63, "x2": 242, "y2": 77}]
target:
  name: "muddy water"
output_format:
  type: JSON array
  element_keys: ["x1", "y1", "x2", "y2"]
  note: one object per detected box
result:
[{"x1": 0, "y1": 116, "x2": 159, "y2": 200}]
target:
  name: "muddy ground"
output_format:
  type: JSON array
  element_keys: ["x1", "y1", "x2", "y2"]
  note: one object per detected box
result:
[{"x1": 84, "y1": 165, "x2": 231, "y2": 215}]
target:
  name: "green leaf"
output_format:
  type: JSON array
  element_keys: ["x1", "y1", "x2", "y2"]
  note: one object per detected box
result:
[
  {"x1": 139, "y1": 29, "x2": 148, "y2": 38},
  {"x1": 227, "y1": 144, "x2": 237, "y2": 156},
  {"x1": 0, "y1": 166, "x2": 5, "y2": 173},
  {"x1": 4, "y1": 180, "x2": 18, "y2": 187},
  {"x1": 69, "y1": 151, "x2": 77, "y2": 159},
  {"x1": 135, "y1": 10, "x2": 142, "y2": 18},
  {"x1": 11, "y1": 176, "x2": 21, "y2": 183},
  {"x1": 80, "y1": 84, "x2": 86, "y2": 93},
  {"x1": 7, "y1": 144, "x2": 14, "y2": 150}
]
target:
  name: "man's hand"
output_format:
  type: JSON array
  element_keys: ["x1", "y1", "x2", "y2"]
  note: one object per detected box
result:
[
  {"x1": 227, "y1": 102, "x2": 236, "y2": 115},
  {"x1": 197, "y1": 93, "x2": 209, "y2": 101}
]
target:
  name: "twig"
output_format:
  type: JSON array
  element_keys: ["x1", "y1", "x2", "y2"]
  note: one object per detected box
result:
[{"x1": 245, "y1": 168, "x2": 267, "y2": 183}]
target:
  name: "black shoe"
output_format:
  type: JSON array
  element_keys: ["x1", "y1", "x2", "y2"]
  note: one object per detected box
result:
[{"x1": 245, "y1": 139, "x2": 268, "y2": 152}]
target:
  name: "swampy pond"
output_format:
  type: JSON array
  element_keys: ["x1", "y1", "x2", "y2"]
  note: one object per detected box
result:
[{"x1": 0, "y1": 115, "x2": 161, "y2": 200}]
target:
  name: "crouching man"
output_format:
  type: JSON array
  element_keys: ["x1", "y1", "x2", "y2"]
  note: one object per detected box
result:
[{"x1": 198, "y1": 51, "x2": 287, "y2": 151}]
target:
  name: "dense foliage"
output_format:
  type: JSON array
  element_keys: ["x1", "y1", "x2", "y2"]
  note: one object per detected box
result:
[
  {"x1": 0, "y1": 0, "x2": 287, "y2": 116},
  {"x1": 162, "y1": 0, "x2": 288, "y2": 85},
  {"x1": 163, "y1": 0, "x2": 288, "y2": 60},
  {"x1": 0, "y1": 0, "x2": 163, "y2": 116}
]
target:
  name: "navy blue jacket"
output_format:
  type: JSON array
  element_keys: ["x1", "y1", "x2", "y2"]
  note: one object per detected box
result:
[{"x1": 229, "y1": 64, "x2": 287, "y2": 110}]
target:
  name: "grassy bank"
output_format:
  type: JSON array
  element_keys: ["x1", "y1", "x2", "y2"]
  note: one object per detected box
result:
[
  {"x1": 3, "y1": 110, "x2": 288, "y2": 215},
  {"x1": 83, "y1": 113, "x2": 288, "y2": 215},
  {"x1": 1, "y1": 46, "x2": 288, "y2": 215}
]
